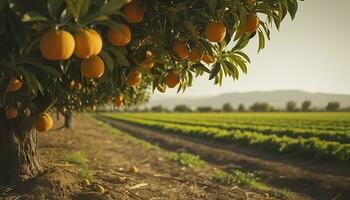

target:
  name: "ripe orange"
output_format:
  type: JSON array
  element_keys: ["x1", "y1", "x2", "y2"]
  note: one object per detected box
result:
[
  {"x1": 204, "y1": 21, "x2": 227, "y2": 43},
  {"x1": 140, "y1": 51, "x2": 154, "y2": 69},
  {"x1": 5, "y1": 107, "x2": 18, "y2": 119},
  {"x1": 7, "y1": 76, "x2": 22, "y2": 92},
  {"x1": 34, "y1": 113, "x2": 53, "y2": 132},
  {"x1": 188, "y1": 46, "x2": 204, "y2": 62},
  {"x1": 81, "y1": 55, "x2": 105, "y2": 78},
  {"x1": 40, "y1": 30, "x2": 75, "y2": 60},
  {"x1": 74, "y1": 29, "x2": 102, "y2": 58},
  {"x1": 201, "y1": 53, "x2": 214, "y2": 64},
  {"x1": 126, "y1": 69, "x2": 142, "y2": 86},
  {"x1": 164, "y1": 71, "x2": 180, "y2": 88},
  {"x1": 244, "y1": 13, "x2": 260, "y2": 33},
  {"x1": 172, "y1": 40, "x2": 190, "y2": 60},
  {"x1": 123, "y1": 0, "x2": 144, "y2": 23},
  {"x1": 107, "y1": 24, "x2": 131, "y2": 46},
  {"x1": 115, "y1": 95, "x2": 123, "y2": 108}
]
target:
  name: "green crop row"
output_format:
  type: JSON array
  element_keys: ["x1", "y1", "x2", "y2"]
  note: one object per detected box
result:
[
  {"x1": 100, "y1": 113, "x2": 350, "y2": 163},
  {"x1": 116, "y1": 114, "x2": 350, "y2": 143},
  {"x1": 127, "y1": 113, "x2": 350, "y2": 132}
]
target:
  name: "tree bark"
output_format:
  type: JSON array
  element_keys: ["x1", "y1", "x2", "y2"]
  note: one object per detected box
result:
[
  {"x1": 0, "y1": 114, "x2": 42, "y2": 185},
  {"x1": 64, "y1": 112, "x2": 72, "y2": 128}
]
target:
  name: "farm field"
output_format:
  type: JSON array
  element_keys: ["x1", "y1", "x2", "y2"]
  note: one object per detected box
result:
[{"x1": 100, "y1": 112, "x2": 350, "y2": 163}]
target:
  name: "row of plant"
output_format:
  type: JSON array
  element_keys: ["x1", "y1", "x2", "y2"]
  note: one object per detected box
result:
[
  {"x1": 117, "y1": 114, "x2": 350, "y2": 143},
  {"x1": 101, "y1": 114, "x2": 350, "y2": 163},
  {"x1": 129, "y1": 113, "x2": 350, "y2": 132}
]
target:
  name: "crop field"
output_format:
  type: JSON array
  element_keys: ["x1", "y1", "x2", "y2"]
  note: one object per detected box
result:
[{"x1": 101, "y1": 112, "x2": 350, "y2": 163}]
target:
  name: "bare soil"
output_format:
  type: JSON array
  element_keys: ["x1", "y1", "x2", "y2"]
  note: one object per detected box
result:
[
  {"x1": 96, "y1": 115, "x2": 350, "y2": 200},
  {"x1": 1, "y1": 114, "x2": 285, "y2": 200}
]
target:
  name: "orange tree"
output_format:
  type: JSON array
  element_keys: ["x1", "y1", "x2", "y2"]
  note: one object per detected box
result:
[{"x1": 0, "y1": 0, "x2": 299, "y2": 184}]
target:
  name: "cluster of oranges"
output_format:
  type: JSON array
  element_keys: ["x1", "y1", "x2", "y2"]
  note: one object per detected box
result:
[
  {"x1": 3, "y1": 1, "x2": 260, "y2": 122},
  {"x1": 5, "y1": 106, "x2": 53, "y2": 132}
]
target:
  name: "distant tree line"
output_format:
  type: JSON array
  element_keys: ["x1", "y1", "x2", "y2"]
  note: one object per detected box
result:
[{"x1": 138, "y1": 100, "x2": 348, "y2": 113}]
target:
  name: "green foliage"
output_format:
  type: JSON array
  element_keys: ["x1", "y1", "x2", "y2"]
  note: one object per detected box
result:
[
  {"x1": 250, "y1": 102, "x2": 271, "y2": 112},
  {"x1": 174, "y1": 104, "x2": 192, "y2": 112},
  {"x1": 222, "y1": 102, "x2": 234, "y2": 112},
  {"x1": 65, "y1": 152, "x2": 88, "y2": 165},
  {"x1": 212, "y1": 169, "x2": 258, "y2": 186},
  {"x1": 169, "y1": 151, "x2": 204, "y2": 169},
  {"x1": 326, "y1": 102, "x2": 341, "y2": 112},
  {"x1": 0, "y1": 0, "x2": 300, "y2": 114},
  {"x1": 77, "y1": 167, "x2": 93, "y2": 181},
  {"x1": 286, "y1": 100, "x2": 298, "y2": 112},
  {"x1": 102, "y1": 112, "x2": 350, "y2": 163}
]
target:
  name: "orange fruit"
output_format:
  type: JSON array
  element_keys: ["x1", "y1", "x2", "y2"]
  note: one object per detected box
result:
[
  {"x1": 115, "y1": 95, "x2": 123, "y2": 108},
  {"x1": 7, "y1": 76, "x2": 22, "y2": 92},
  {"x1": 164, "y1": 71, "x2": 180, "y2": 88},
  {"x1": 81, "y1": 55, "x2": 105, "y2": 79},
  {"x1": 140, "y1": 51, "x2": 154, "y2": 69},
  {"x1": 202, "y1": 53, "x2": 214, "y2": 64},
  {"x1": 188, "y1": 46, "x2": 204, "y2": 62},
  {"x1": 40, "y1": 30, "x2": 75, "y2": 60},
  {"x1": 74, "y1": 29, "x2": 102, "y2": 58},
  {"x1": 107, "y1": 24, "x2": 131, "y2": 46},
  {"x1": 204, "y1": 21, "x2": 226, "y2": 43},
  {"x1": 172, "y1": 40, "x2": 190, "y2": 60},
  {"x1": 6, "y1": 107, "x2": 18, "y2": 119},
  {"x1": 123, "y1": 1, "x2": 144, "y2": 23},
  {"x1": 34, "y1": 113, "x2": 53, "y2": 132},
  {"x1": 244, "y1": 13, "x2": 260, "y2": 33},
  {"x1": 126, "y1": 69, "x2": 142, "y2": 86}
]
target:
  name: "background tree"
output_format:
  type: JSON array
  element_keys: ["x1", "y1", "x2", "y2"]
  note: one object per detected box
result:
[
  {"x1": 0, "y1": 0, "x2": 299, "y2": 184},
  {"x1": 238, "y1": 104, "x2": 246, "y2": 112},
  {"x1": 250, "y1": 102, "x2": 271, "y2": 112},
  {"x1": 286, "y1": 101, "x2": 298, "y2": 112},
  {"x1": 151, "y1": 105, "x2": 166, "y2": 113},
  {"x1": 174, "y1": 104, "x2": 192, "y2": 112},
  {"x1": 326, "y1": 102, "x2": 340, "y2": 112},
  {"x1": 222, "y1": 103, "x2": 234, "y2": 112},
  {"x1": 301, "y1": 100, "x2": 312, "y2": 112},
  {"x1": 197, "y1": 106, "x2": 213, "y2": 113}
]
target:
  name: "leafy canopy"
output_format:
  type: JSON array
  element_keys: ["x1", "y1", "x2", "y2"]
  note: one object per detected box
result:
[{"x1": 0, "y1": 0, "x2": 299, "y2": 114}]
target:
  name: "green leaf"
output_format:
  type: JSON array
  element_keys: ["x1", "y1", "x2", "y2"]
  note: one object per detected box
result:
[
  {"x1": 76, "y1": 0, "x2": 91, "y2": 19},
  {"x1": 209, "y1": 63, "x2": 221, "y2": 80},
  {"x1": 258, "y1": 30, "x2": 265, "y2": 52},
  {"x1": 47, "y1": 0, "x2": 65, "y2": 20},
  {"x1": 18, "y1": 58, "x2": 61, "y2": 77},
  {"x1": 109, "y1": 48, "x2": 130, "y2": 67},
  {"x1": 17, "y1": 67, "x2": 44, "y2": 95},
  {"x1": 99, "y1": 0, "x2": 126, "y2": 16},
  {"x1": 191, "y1": 63, "x2": 210, "y2": 73},
  {"x1": 100, "y1": 50, "x2": 115, "y2": 73}
]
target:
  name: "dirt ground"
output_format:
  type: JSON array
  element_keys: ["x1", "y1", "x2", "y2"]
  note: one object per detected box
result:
[
  {"x1": 96, "y1": 115, "x2": 350, "y2": 200},
  {"x1": 0, "y1": 114, "x2": 287, "y2": 200}
]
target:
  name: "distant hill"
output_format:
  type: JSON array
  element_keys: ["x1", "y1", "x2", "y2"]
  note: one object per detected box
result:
[{"x1": 148, "y1": 90, "x2": 350, "y2": 109}]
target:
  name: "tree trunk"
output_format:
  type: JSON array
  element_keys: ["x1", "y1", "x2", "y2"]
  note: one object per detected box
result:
[
  {"x1": 0, "y1": 114, "x2": 42, "y2": 185},
  {"x1": 64, "y1": 112, "x2": 72, "y2": 128}
]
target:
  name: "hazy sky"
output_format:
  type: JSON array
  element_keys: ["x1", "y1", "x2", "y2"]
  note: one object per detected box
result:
[{"x1": 154, "y1": 0, "x2": 350, "y2": 97}]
